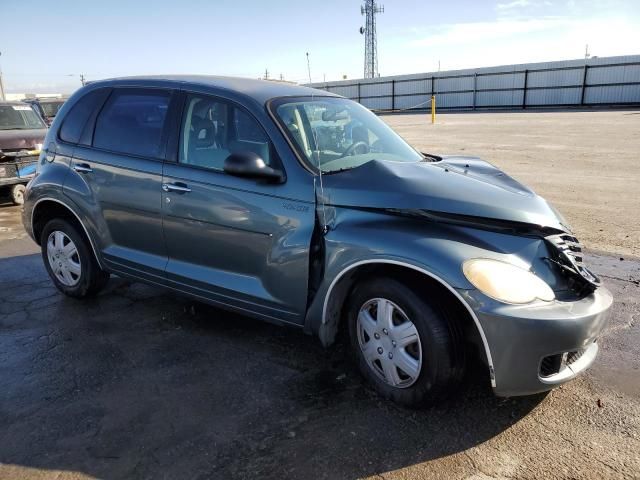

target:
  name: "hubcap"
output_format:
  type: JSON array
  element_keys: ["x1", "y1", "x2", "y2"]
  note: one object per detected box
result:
[
  {"x1": 46, "y1": 231, "x2": 81, "y2": 287},
  {"x1": 356, "y1": 298, "x2": 422, "y2": 388}
]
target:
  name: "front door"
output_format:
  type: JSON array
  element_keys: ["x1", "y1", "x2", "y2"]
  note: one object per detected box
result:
[{"x1": 162, "y1": 93, "x2": 315, "y2": 325}]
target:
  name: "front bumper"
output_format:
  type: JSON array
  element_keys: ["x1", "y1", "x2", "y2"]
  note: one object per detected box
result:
[{"x1": 460, "y1": 286, "x2": 613, "y2": 397}]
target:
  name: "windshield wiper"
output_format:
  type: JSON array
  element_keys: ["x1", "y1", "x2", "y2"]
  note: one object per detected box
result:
[{"x1": 323, "y1": 167, "x2": 355, "y2": 175}]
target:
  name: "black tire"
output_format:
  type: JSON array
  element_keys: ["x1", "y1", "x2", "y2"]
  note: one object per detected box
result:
[
  {"x1": 40, "y1": 218, "x2": 109, "y2": 298},
  {"x1": 11, "y1": 184, "x2": 26, "y2": 206},
  {"x1": 347, "y1": 277, "x2": 465, "y2": 407}
]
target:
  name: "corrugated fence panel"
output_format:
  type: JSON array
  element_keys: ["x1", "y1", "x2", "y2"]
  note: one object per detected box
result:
[
  {"x1": 477, "y1": 90, "x2": 523, "y2": 107},
  {"x1": 325, "y1": 84, "x2": 358, "y2": 98},
  {"x1": 308, "y1": 55, "x2": 640, "y2": 110},
  {"x1": 435, "y1": 75, "x2": 474, "y2": 93},
  {"x1": 437, "y1": 92, "x2": 473, "y2": 108},
  {"x1": 526, "y1": 87, "x2": 581, "y2": 105},
  {"x1": 585, "y1": 85, "x2": 640, "y2": 104},
  {"x1": 360, "y1": 82, "x2": 392, "y2": 98},
  {"x1": 588, "y1": 64, "x2": 640, "y2": 84},
  {"x1": 477, "y1": 72, "x2": 524, "y2": 90},
  {"x1": 394, "y1": 94, "x2": 431, "y2": 110},
  {"x1": 361, "y1": 96, "x2": 393, "y2": 110},
  {"x1": 395, "y1": 79, "x2": 430, "y2": 96},
  {"x1": 528, "y1": 68, "x2": 582, "y2": 87}
]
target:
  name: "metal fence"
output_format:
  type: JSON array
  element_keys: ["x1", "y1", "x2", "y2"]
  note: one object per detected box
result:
[{"x1": 307, "y1": 55, "x2": 640, "y2": 111}]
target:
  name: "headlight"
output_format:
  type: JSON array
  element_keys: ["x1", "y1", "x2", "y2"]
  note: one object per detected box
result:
[{"x1": 463, "y1": 258, "x2": 555, "y2": 304}]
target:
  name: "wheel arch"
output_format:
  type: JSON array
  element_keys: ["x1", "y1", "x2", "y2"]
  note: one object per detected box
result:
[
  {"x1": 321, "y1": 259, "x2": 496, "y2": 388},
  {"x1": 31, "y1": 197, "x2": 104, "y2": 270}
]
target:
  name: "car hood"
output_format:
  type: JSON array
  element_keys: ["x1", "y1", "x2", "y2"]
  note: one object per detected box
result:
[
  {"x1": 0, "y1": 129, "x2": 47, "y2": 151},
  {"x1": 321, "y1": 156, "x2": 569, "y2": 233}
]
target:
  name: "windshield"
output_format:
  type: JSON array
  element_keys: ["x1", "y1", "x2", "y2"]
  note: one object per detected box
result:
[
  {"x1": 272, "y1": 97, "x2": 423, "y2": 173},
  {"x1": 40, "y1": 101, "x2": 64, "y2": 118},
  {"x1": 0, "y1": 105, "x2": 46, "y2": 130}
]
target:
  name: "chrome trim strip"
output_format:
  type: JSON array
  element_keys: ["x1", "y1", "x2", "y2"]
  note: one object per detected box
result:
[
  {"x1": 321, "y1": 259, "x2": 497, "y2": 388},
  {"x1": 31, "y1": 197, "x2": 105, "y2": 270}
]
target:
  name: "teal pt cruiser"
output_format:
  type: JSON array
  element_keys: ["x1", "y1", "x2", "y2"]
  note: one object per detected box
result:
[{"x1": 22, "y1": 76, "x2": 612, "y2": 406}]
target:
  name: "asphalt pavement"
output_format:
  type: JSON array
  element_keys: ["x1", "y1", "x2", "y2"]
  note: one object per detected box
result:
[{"x1": 0, "y1": 201, "x2": 638, "y2": 479}]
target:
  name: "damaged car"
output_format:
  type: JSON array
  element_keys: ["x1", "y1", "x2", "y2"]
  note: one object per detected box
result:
[
  {"x1": 22, "y1": 76, "x2": 612, "y2": 406},
  {"x1": 0, "y1": 102, "x2": 46, "y2": 204}
]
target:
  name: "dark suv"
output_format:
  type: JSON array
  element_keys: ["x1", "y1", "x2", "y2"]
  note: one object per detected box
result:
[{"x1": 22, "y1": 76, "x2": 611, "y2": 406}]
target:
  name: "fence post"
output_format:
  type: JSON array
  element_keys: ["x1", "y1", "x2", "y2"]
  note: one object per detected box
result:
[
  {"x1": 357, "y1": 82, "x2": 361, "y2": 104},
  {"x1": 472, "y1": 72, "x2": 477, "y2": 110},
  {"x1": 522, "y1": 69, "x2": 528, "y2": 109},
  {"x1": 580, "y1": 64, "x2": 589, "y2": 105},
  {"x1": 391, "y1": 79, "x2": 395, "y2": 111}
]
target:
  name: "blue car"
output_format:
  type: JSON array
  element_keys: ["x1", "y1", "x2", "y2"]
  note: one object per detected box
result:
[{"x1": 21, "y1": 76, "x2": 612, "y2": 406}]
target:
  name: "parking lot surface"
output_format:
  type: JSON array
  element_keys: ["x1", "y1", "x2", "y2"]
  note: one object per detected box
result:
[{"x1": 1, "y1": 111, "x2": 639, "y2": 479}]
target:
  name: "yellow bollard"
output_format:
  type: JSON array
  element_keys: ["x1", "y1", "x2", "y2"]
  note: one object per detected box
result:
[{"x1": 431, "y1": 95, "x2": 436, "y2": 124}]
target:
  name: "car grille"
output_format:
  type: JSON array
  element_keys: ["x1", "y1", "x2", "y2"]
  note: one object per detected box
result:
[
  {"x1": 0, "y1": 163, "x2": 17, "y2": 179},
  {"x1": 545, "y1": 233, "x2": 600, "y2": 291},
  {"x1": 546, "y1": 233, "x2": 584, "y2": 266},
  {"x1": 539, "y1": 347, "x2": 588, "y2": 378}
]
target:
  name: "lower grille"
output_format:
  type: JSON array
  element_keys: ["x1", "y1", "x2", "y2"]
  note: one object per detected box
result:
[{"x1": 539, "y1": 347, "x2": 588, "y2": 378}]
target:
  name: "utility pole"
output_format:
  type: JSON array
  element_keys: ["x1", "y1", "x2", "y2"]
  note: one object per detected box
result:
[
  {"x1": 80, "y1": 73, "x2": 86, "y2": 86},
  {"x1": 360, "y1": 0, "x2": 384, "y2": 78},
  {"x1": 0, "y1": 51, "x2": 5, "y2": 101},
  {"x1": 263, "y1": 68, "x2": 269, "y2": 80},
  {"x1": 306, "y1": 52, "x2": 312, "y2": 83}
]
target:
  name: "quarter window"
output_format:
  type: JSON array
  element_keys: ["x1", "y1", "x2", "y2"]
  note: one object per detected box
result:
[
  {"x1": 59, "y1": 88, "x2": 111, "y2": 144},
  {"x1": 93, "y1": 90, "x2": 171, "y2": 158},
  {"x1": 179, "y1": 95, "x2": 271, "y2": 171}
]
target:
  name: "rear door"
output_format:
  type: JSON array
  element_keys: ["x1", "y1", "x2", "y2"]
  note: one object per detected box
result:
[
  {"x1": 67, "y1": 87, "x2": 175, "y2": 281},
  {"x1": 161, "y1": 92, "x2": 315, "y2": 325}
]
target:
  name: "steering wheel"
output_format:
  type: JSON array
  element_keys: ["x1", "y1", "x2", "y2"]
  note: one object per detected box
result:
[{"x1": 341, "y1": 141, "x2": 370, "y2": 158}]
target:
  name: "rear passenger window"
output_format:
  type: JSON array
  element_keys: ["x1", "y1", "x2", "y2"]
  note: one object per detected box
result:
[
  {"x1": 93, "y1": 89, "x2": 171, "y2": 158},
  {"x1": 59, "y1": 89, "x2": 110, "y2": 144},
  {"x1": 179, "y1": 94, "x2": 271, "y2": 171}
]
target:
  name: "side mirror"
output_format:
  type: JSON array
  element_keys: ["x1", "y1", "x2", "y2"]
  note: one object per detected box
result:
[{"x1": 223, "y1": 151, "x2": 284, "y2": 182}]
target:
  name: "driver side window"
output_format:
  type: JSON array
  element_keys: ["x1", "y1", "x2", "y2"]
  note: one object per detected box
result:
[{"x1": 179, "y1": 94, "x2": 272, "y2": 171}]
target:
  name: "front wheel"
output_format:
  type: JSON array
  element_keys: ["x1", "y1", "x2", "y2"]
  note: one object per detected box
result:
[
  {"x1": 347, "y1": 278, "x2": 465, "y2": 407},
  {"x1": 40, "y1": 218, "x2": 109, "y2": 298},
  {"x1": 10, "y1": 184, "x2": 26, "y2": 205}
]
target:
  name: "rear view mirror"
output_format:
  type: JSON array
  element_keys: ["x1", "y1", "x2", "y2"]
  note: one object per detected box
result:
[
  {"x1": 321, "y1": 108, "x2": 349, "y2": 121},
  {"x1": 224, "y1": 151, "x2": 284, "y2": 182}
]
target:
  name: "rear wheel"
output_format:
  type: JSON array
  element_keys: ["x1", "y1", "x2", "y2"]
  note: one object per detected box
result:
[
  {"x1": 347, "y1": 277, "x2": 464, "y2": 407},
  {"x1": 10, "y1": 184, "x2": 26, "y2": 205},
  {"x1": 40, "y1": 218, "x2": 109, "y2": 298}
]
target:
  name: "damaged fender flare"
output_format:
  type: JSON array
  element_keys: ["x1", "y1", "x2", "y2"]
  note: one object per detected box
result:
[{"x1": 321, "y1": 259, "x2": 497, "y2": 388}]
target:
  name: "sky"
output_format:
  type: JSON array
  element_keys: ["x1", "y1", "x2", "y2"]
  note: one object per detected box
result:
[{"x1": 1, "y1": 0, "x2": 639, "y2": 93}]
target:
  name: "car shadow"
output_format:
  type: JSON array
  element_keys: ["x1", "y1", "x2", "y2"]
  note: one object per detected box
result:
[{"x1": 0, "y1": 255, "x2": 547, "y2": 479}]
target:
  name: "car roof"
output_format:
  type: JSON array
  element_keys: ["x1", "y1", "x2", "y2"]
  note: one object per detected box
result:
[{"x1": 87, "y1": 75, "x2": 340, "y2": 104}]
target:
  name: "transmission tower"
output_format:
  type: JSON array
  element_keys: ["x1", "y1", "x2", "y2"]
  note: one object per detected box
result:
[{"x1": 360, "y1": 0, "x2": 383, "y2": 78}]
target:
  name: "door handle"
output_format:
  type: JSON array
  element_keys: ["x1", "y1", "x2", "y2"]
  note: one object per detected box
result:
[
  {"x1": 73, "y1": 163, "x2": 92, "y2": 173},
  {"x1": 162, "y1": 183, "x2": 191, "y2": 193}
]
